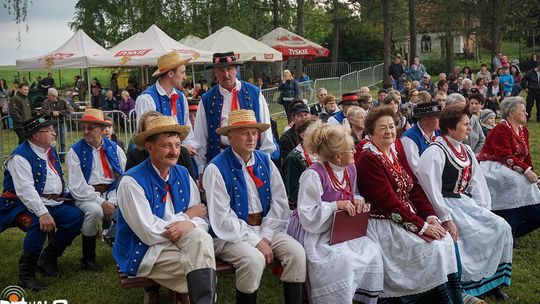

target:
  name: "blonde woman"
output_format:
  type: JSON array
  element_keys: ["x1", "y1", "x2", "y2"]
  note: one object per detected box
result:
[
  {"x1": 278, "y1": 69, "x2": 300, "y2": 121},
  {"x1": 296, "y1": 121, "x2": 383, "y2": 304},
  {"x1": 345, "y1": 106, "x2": 367, "y2": 145}
]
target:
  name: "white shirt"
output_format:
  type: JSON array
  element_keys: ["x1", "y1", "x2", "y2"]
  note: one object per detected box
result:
[
  {"x1": 417, "y1": 136, "x2": 491, "y2": 223},
  {"x1": 193, "y1": 80, "x2": 276, "y2": 174},
  {"x1": 135, "y1": 80, "x2": 198, "y2": 148},
  {"x1": 5, "y1": 141, "x2": 63, "y2": 217},
  {"x1": 67, "y1": 142, "x2": 127, "y2": 205},
  {"x1": 327, "y1": 111, "x2": 344, "y2": 125},
  {"x1": 117, "y1": 164, "x2": 206, "y2": 277},
  {"x1": 401, "y1": 123, "x2": 437, "y2": 177},
  {"x1": 203, "y1": 150, "x2": 289, "y2": 246}
]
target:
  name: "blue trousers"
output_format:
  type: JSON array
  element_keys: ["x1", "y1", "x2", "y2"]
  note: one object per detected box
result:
[{"x1": 23, "y1": 204, "x2": 84, "y2": 255}]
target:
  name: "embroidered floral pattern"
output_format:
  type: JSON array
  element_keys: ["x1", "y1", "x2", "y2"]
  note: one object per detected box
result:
[{"x1": 403, "y1": 222, "x2": 418, "y2": 233}]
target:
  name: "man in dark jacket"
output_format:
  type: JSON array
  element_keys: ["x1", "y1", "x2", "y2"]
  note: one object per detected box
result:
[
  {"x1": 279, "y1": 102, "x2": 310, "y2": 161},
  {"x1": 521, "y1": 62, "x2": 540, "y2": 121},
  {"x1": 388, "y1": 56, "x2": 405, "y2": 90},
  {"x1": 9, "y1": 84, "x2": 35, "y2": 143},
  {"x1": 40, "y1": 88, "x2": 74, "y2": 158}
]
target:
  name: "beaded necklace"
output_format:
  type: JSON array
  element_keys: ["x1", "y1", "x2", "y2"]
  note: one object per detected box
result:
[{"x1": 323, "y1": 161, "x2": 352, "y2": 200}]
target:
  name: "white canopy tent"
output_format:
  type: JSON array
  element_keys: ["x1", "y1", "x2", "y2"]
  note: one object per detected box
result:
[
  {"x1": 194, "y1": 26, "x2": 282, "y2": 62},
  {"x1": 90, "y1": 25, "x2": 212, "y2": 67},
  {"x1": 179, "y1": 35, "x2": 202, "y2": 47},
  {"x1": 16, "y1": 29, "x2": 107, "y2": 71}
]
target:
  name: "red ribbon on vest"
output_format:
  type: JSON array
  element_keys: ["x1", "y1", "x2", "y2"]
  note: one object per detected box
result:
[
  {"x1": 231, "y1": 88, "x2": 239, "y2": 111},
  {"x1": 47, "y1": 149, "x2": 59, "y2": 176},
  {"x1": 99, "y1": 147, "x2": 113, "y2": 179},
  {"x1": 162, "y1": 183, "x2": 170, "y2": 203},
  {"x1": 170, "y1": 93, "x2": 179, "y2": 116},
  {"x1": 246, "y1": 165, "x2": 264, "y2": 188}
]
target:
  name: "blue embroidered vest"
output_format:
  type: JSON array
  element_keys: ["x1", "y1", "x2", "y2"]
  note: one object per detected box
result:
[
  {"x1": 210, "y1": 148, "x2": 272, "y2": 221},
  {"x1": 113, "y1": 159, "x2": 192, "y2": 276},
  {"x1": 71, "y1": 137, "x2": 124, "y2": 193},
  {"x1": 141, "y1": 83, "x2": 186, "y2": 125},
  {"x1": 333, "y1": 111, "x2": 346, "y2": 124},
  {"x1": 2, "y1": 141, "x2": 65, "y2": 201},
  {"x1": 202, "y1": 81, "x2": 261, "y2": 163},
  {"x1": 401, "y1": 123, "x2": 441, "y2": 156}
]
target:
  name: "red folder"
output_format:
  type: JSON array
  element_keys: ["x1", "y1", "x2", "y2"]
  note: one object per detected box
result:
[{"x1": 329, "y1": 210, "x2": 369, "y2": 245}]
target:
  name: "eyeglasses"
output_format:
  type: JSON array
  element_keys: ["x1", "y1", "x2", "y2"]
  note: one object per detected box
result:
[{"x1": 38, "y1": 127, "x2": 55, "y2": 133}]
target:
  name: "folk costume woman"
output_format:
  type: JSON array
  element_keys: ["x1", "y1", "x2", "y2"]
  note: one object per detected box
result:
[
  {"x1": 296, "y1": 121, "x2": 384, "y2": 304},
  {"x1": 478, "y1": 97, "x2": 540, "y2": 243},
  {"x1": 281, "y1": 115, "x2": 318, "y2": 209},
  {"x1": 417, "y1": 104, "x2": 513, "y2": 301},
  {"x1": 356, "y1": 106, "x2": 461, "y2": 303}
]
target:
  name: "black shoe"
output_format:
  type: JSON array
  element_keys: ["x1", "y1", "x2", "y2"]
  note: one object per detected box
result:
[
  {"x1": 80, "y1": 258, "x2": 103, "y2": 272},
  {"x1": 19, "y1": 252, "x2": 48, "y2": 291},
  {"x1": 81, "y1": 235, "x2": 103, "y2": 272},
  {"x1": 489, "y1": 286, "x2": 510, "y2": 301},
  {"x1": 283, "y1": 282, "x2": 303, "y2": 304},
  {"x1": 187, "y1": 268, "x2": 217, "y2": 304},
  {"x1": 37, "y1": 239, "x2": 68, "y2": 277},
  {"x1": 236, "y1": 289, "x2": 257, "y2": 304}
]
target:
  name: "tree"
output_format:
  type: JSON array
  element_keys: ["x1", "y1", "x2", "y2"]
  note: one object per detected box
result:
[
  {"x1": 383, "y1": 0, "x2": 391, "y2": 86},
  {"x1": 3, "y1": 0, "x2": 30, "y2": 46},
  {"x1": 408, "y1": 0, "x2": 417, "y2": 62}
]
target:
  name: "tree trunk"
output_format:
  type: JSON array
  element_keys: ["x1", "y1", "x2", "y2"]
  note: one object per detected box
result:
[
  {"x1": 445, "y1": 30, "x2": 454, "y2": 74},
  {"x1": 383, "y1": 0, "x2": 391, "y2": 86},
  {"x1": 295, "y1": 0, "x2": 305, "y2": 78},
  {"x1": 331, "y1": 0, "x2": 340, "y2": 64},
  {"x1": 272, "y1": 0, "x2": 279, "y2": 29},
  {"x1": 408, "y1": 0, "x2": 417, "y2": 62}
]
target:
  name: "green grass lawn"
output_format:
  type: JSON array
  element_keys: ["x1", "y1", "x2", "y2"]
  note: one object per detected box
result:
[{"x1": 1, "y1": 120, "x2": 540, "y2": 303}]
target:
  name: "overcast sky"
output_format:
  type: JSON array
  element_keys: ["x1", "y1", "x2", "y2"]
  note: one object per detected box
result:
[{"x1": 0, "y1": 0, "x2": 77, "y2": 66}]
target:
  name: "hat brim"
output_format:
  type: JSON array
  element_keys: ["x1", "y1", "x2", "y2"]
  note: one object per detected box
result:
[
  {"x1": 338, "y1": 100, "x2": 360, "y2": 105},
  {"x1": 205, "y1": 62, "x2": 244, "y2": 70},
  {"x1": 152, "y1": 57, "x2": 192, "y2": 77},
  {"x1": 134, "y1": 125, "x2": 191, "y2": 147},
  {"x1": 215, "y1": 122, "x2": 270, "y2": 136},
  {"x1": 25, "y1": 120, "x2": 54, "y2": 138},
  {"x1": 415, "y1": 111, "x2": 441, "y2": 119}
]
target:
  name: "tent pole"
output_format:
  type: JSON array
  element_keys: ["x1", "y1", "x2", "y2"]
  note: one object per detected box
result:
[
  {"x1": 141, "y1": 67, "x2": 144, "y2": 88},
  {"x1": 87, "y1": 67, "x2": 91, "y2": 104},
  {"x1": 191, "y1": 65, "x2": 196, "y2": 84}
]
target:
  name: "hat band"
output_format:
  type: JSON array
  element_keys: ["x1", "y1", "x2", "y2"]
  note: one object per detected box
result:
[
  {"x1": 342, "y1": 95, "x2": 358, "y2": 102},
  {"x1": 230, "y1": 120, "x2": 259, "y2": 127},
  {"x1": 80, "y1": 115, "x2": 106, "y2": 123}
]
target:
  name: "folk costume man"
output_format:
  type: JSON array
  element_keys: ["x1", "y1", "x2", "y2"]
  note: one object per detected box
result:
[
  {"x1": 135, "y1": 51, "x2": 199, "y2": 155},
  {"x1": 327, "y1": 92, "x2": 359, "y2": 125},
  {"x1": 194, "y1": 52, "x2": 276, "y2": 175},
  {"x1": 67, "y1": 108, "x2": 126, "y2": 271},
  {"x1": 114, "y1": 116, "x2": 216, "y2": 304},
  {"x1": 401, "y1": 101, "x2": 442, "y2": 175},
  {"x1": 0, "y1": 115, "x2": 83, "y2": 290},
  {"x1": 203, "y1": 110, "x2": 306, "y2": 304}
]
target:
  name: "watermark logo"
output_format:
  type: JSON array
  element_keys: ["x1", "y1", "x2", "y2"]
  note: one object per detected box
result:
[
  {"x1": 1, "y1": 286, "x2": 68, "y2": 304},
  {"x1": 1, "y1": 286, "x2": 26, "y2": 303}
]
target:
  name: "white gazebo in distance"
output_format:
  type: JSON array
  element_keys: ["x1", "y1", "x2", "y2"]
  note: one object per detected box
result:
[
  {"x1": 16, "y1": 29, "x2": 107, "y2": 71},
  {"x1": 179, "y1": 35, "x2": 203, "y2": 47},
  {"x1": 194, "y1": 26, "x2": 283, "y2": 63}
]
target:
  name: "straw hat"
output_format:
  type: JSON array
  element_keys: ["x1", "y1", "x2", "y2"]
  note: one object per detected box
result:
[
  {"x1": 134, "y1": 116, "x2": 191, "y2": 147},
  {"x1": 215, "y1": 109, "x2": 270, "y2": 135},
  {"x1": 152, "y1": 51, "x2": 191, "y2": 77},
  {"x1": 75, "y1": 108, "x2": 112, "y2": 126}
]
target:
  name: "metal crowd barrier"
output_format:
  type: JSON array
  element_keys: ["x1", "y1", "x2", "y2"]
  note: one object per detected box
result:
[
  {"x1": 304, "y1": 62, "x2": 351, "y2": 79},
  {"x1": 0, "y1": 110, "x2": 135, "y2": 160}
]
